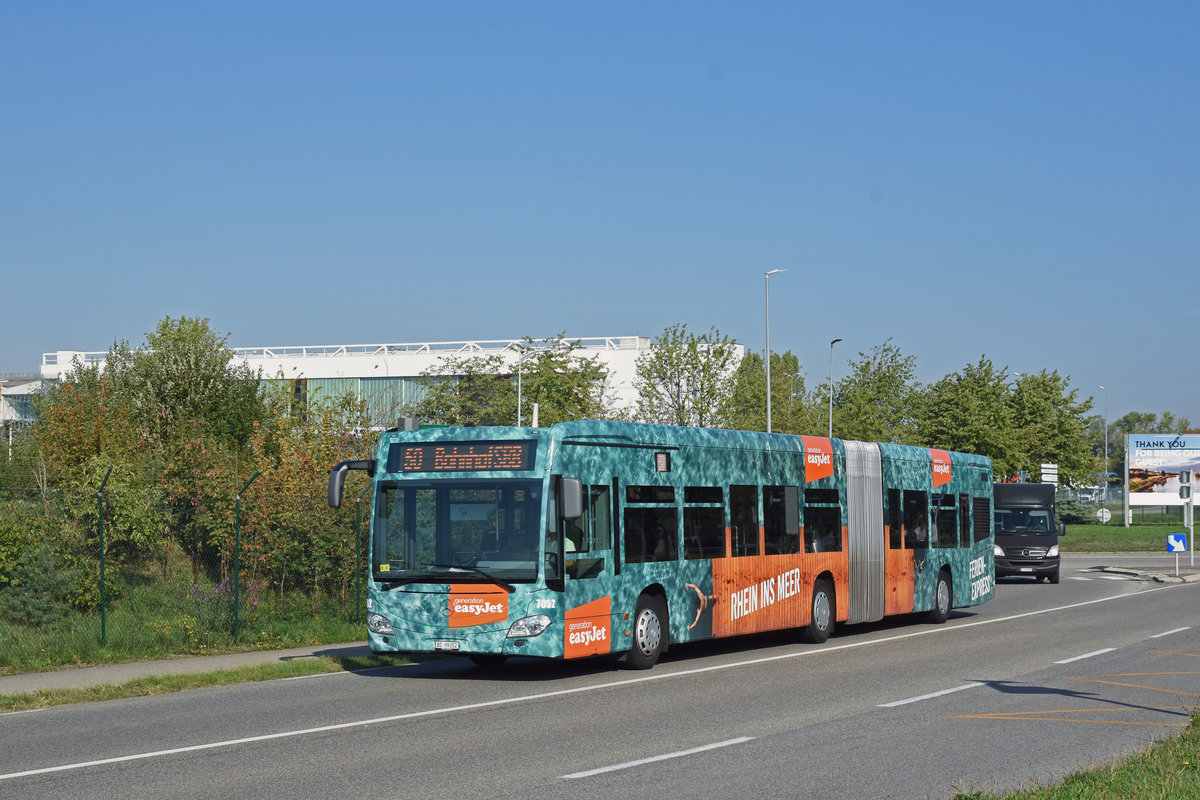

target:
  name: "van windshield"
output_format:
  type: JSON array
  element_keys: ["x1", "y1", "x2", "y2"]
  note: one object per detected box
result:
[{"x1": 994, "y1": 508, "x2": 1055, "y2": 535}]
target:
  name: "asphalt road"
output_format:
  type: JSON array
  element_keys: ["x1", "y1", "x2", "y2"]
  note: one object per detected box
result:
[{"x1": 2, "y1": 555, "x2": 1198, "y2": 800}]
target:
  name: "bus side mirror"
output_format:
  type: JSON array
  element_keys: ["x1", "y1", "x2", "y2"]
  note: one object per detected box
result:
[
  {"x1": 328, "y1": 460, "x2": 374, "y2": 508},
  {"x1": 558, "y1": 477, "x2": 584, "y2": 520}
]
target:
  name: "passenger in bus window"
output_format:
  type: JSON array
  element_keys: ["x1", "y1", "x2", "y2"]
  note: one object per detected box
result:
[{"x1": 909, "y1": 512, "x2": 928, "y2": 547}]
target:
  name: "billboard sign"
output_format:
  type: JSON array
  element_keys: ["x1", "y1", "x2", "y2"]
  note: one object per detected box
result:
[{"x1": 1127, "y1": 435, "x2": 1200, "y2": 507}]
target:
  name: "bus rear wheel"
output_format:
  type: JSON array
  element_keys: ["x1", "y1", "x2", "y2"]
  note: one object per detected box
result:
[
  {"x1": 925, "y1": 571, "x2": 952, "y2": 624},
  {"x1": 799, "y1": 579, "x2": 835, "y2": 644},
  {"x1": 624, "y1": 594, "x2": 666, "y2": 669}
]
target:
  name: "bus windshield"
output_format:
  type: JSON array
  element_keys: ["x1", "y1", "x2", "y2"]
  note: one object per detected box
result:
[{"x1": 374, "y1": 480, "x2": 544, "y2": 584}]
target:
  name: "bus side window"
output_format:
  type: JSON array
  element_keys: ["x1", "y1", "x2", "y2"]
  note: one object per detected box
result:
[
  {"x1": 904, "y1": 490, "x2": 928, "y2": 549},
  {"x1": 590, "y1": 485, "x2": 611, "y2": 550},
  {"x1": 764, "y1": 486, "x2": 799, "y2": 555},
  {"x1": 804, "y1": 488, "x2": 841, "y2": 553},
  {"x1": 730, "y1": 485, "x2": 759, "y2": 557},
  {"x1": 684, "y1": 486, "x2": 725, "y2": 559},
  {"x1": 624, "y1": 507, "x2": 677, "y2": 562},
  {"x1": 935, "y1": 494, "x2": 957, "y2": 548}
]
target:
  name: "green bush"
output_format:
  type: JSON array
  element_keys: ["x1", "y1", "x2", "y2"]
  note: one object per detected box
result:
[
  {"x1": 0, "y1": 543, "x2": 82, "y2": 628},
  {"x1": 1054, "y1": 493, "x2": 1095, "y2": 525}
]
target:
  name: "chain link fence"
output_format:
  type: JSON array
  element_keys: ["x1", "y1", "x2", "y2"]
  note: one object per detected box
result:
[{"x1": 0, "y1": 478, "x2": 370, "y2": 675}]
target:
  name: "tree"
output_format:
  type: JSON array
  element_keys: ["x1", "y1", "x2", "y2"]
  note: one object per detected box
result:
[
  {"x1": 246, "y1": 383, "x2": 374, "y2": 602},
  {"x1": 407, "y1": 335, "x2": 617, "y2": 426},
  {"x1": 722, "y1": 351, "x2": 816, "y2": 434},
  {"x1": 829, "y1": 339, "x2": 921, "y2": 444},
  {"x1": 633, "y1": 324, "x2": 739, "y2": 428},
  {"x1": 408, "y1": 352, "x2": 514, "y2": 426},
  {"x1": 1007, "y1": 370, "x2": 1093, "y2": 485},
  {"x1": 916, "y1": 357, "x2": 1020, "y2": 477},
  {"x1": 132, "y1": 316, "x2": 267, "y2": 449},
  {"x1": 513, "y1": 336, "x2": 617, "y2": 425}
]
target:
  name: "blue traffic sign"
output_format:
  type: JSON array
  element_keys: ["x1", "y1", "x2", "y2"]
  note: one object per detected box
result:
[{"x1": 1167, "y1": 533, "x2": 1187, "y2": 553}]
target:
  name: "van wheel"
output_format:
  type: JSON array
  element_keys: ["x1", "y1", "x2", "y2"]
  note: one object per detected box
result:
[
  {"x1": 799, "y1": 579, "x2": 835, "y2": 643},
  {"x1": 624, "y1": 594, "x2": 666, "y2": 669},
  {"x1": 925, "y1": 571, "x2": 951, "y2": 624},
  {"x1": 1047, "y1": 568, "x2": 1060, "y2": 584}
]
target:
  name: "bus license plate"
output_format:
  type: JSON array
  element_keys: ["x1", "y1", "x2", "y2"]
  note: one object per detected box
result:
[{"x1": 434, "y1": 641, "x2": 460, "y2": 652}]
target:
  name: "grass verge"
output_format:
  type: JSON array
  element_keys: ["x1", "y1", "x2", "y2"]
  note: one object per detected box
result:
[
  {"x1": 1062, "y1": 524, "x2": 1186, "y2": 553},
  {"x1": 953, "y1": 709, "x2": 1200, "y2": 799},
  {"x1": 0, "y1": 653, "x2": 408, "y2": 713}
]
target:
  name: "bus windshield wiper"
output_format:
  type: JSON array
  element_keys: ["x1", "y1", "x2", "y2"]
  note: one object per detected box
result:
[{"x1": 427, "y1": 563, "x2": 515, "y2": 593}]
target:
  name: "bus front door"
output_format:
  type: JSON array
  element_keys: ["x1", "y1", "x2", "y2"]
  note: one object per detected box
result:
[{"x1": 562, "y1": 483, "x2": 616, "y2": 660}]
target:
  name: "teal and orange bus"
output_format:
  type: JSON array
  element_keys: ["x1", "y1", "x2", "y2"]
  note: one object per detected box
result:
[{"x1": 328, "y1": 420, "x2": 995, "y2": 669}]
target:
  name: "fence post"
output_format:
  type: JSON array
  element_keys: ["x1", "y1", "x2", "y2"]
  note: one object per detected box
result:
[
  {"x1": 355, "y1": 483, "x2": 372, "y2": 625},
  {"x1": 233, "y1": 471, "x2": 260, "y2": 642},
  {"x1": 97, "y1": 466, "x2": 113, "y2": 646}
]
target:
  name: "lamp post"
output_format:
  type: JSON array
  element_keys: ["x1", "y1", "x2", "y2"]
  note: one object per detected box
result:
[
  {"x1": 827, "y1": 338, "x2": 842, "y2": 438},
  {"x1": 764, "y1": 268, "x2": 788, "y2": 433},
  {"x1": 516, "y1": 350, "x2": 536, "y2": 427},
  {"x1": 1099, "y1": 385, "x2": 1108, "y2": 507}
]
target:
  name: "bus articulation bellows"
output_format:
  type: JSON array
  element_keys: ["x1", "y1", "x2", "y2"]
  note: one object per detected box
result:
[{"x1": 328, "y1": 421, "x2": 995, "y2": 669}]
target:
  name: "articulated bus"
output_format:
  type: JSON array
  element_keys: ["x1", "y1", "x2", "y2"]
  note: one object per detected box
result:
[{"x1": 328, "y1": 420, "x2": 996, "y2": 669}]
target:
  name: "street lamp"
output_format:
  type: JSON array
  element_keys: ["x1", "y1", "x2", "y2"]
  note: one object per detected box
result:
[
  {"x1": 516, "y1": 350, "x2": 536, "y2": 427},
  {"x1": 827, "y1": 338, "x2": 842, "y2": 438},
  {"x1": 764, "y1": 268, "x2": 788, "y2": 433},
  {"x1": 1099, "y1": 385, "x2": 1108, "y2": 506}
]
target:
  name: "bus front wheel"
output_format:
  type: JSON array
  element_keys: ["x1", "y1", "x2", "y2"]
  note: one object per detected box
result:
[
  {"x1": 799, "y1": 579, "x2": 835, "y2": 644},
  {"x1": 624, "y1": 594, "x2": 666, "y2": 669}
]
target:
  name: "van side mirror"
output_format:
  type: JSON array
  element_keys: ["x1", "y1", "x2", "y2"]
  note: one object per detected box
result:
[{"x1": 558, "y1": 477, "x2": 584, "y2": 520}]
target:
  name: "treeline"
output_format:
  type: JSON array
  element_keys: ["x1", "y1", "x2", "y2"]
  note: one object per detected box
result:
[
  {"x1": 1, "y1": 318, "x2": 1191, "y2": 622},
  {"x1": 408, "y1": 324, "x2": 1192, "y2": 485}
]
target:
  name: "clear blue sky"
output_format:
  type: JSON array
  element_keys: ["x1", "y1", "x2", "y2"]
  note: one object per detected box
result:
[{"x1": 4, "y1": 2, "x2": 1197, "y2": 426}]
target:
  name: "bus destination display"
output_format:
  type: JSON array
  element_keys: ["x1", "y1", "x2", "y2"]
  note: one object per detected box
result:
[{"x1": 389, "y1": 441, "x2": 536, "y2": 473}]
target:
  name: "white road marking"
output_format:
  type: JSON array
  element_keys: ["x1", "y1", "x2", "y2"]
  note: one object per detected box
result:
[
  {"x1": 1055, "y1": 648, "x2": 1116, "y2": 664},
  {"x1": 561, "y1": 737, "x2": 755, "y2": 779},
  {"x1": 1, "y1": 583, "x2": 1186, "y2": 782},
  {"x1": 878, "y1": 682, "x2": 984, "y2": 708},
  {"x1": 1149, "y1": 627, "x2": 1191, "y2": 639}
]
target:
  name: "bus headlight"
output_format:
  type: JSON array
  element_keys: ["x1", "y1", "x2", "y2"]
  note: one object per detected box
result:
[
  {"x1": 507, "y1": 615, "x2": 551, "y2": 638},
  {"x1": 367, "y1": 612, "x2": 395, "y2": 635},
  {"x1": 1047, "y1": 544, "x2": 1060, "y2": 557},
  {"x1": 993, "y1": 544, "x2": 1005, "y2": 557}
]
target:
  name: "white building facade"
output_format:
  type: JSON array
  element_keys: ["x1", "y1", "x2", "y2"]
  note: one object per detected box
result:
[{"x1": 40, "y1": 336, "x2": 674, "y2": 427}]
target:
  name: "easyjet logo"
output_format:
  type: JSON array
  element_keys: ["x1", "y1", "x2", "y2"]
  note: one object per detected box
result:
[
  {"x1": 449, "y1": 585, "x2": 509, "y2": 627},
  {"x1": 801, "y1": 436, "x2": 834, "y2": 482},
  {"x1": 931, "y1": 449, "x2": 952, "y2": 487},
  {"x1": 567, "y1": 621, "x2": 608, "y2": 647},
  {"x1": 453, "y1": 600, "x2": 504, "y2": 616},
  {"x1": 565, "y1": 596, "x2": 612, "y2": 659}
]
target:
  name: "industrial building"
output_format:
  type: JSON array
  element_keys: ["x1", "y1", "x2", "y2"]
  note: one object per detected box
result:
[{"x1": 26, "y1": 336, "x2": 665, "y2": 429}]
